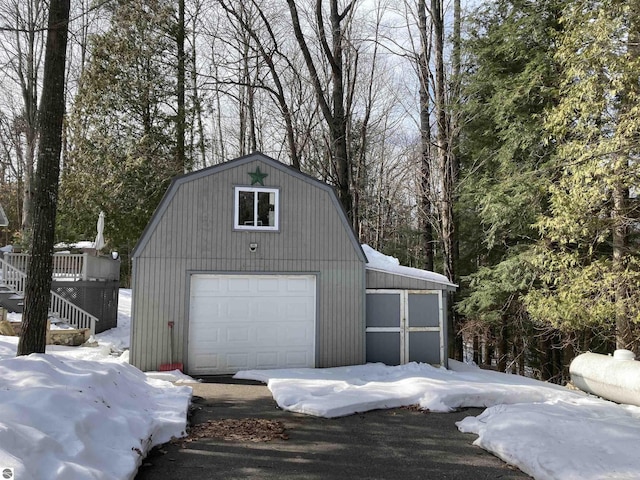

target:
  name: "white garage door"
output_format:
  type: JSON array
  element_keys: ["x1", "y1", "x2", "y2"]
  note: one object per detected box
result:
[{"x1": 188, "y1": 274, "x2": 316, "y2": 375}]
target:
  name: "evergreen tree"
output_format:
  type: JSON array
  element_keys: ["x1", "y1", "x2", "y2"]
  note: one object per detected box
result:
[
  {"x1": 58, "y1": 0, "x2": 181, "y2": 282},
  {"x1": 457, "y1": 0, "x2": 565, "y2": 376},
  {"x1": 524, "y1": 0, "x2": 640, "y2": 354}
]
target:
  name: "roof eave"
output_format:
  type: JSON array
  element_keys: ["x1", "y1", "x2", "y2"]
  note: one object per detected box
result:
[{"x1": 365, "y1": 266, "x2": 458, "y2": 290}]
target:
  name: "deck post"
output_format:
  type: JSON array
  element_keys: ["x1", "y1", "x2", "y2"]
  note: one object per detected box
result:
[{"x1": 82, "y1": 253, "x2": 89, "y2": 281}]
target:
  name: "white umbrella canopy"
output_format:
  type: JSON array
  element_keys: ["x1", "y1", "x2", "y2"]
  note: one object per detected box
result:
[
  {"x1": 94, "y1": 211, "x2": 105, "y2": 252},
  {"x1": 0, "y1": 202, "x2": 8, "y2": 227}
]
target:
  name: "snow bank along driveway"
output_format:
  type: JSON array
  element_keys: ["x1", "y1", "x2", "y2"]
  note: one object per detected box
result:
[
  {"x1": 0, "y1": 336, "x2": 190, "y2": 480},
  {"x1": 237, "y1": 361, "x2": 640, "y2": 480}
]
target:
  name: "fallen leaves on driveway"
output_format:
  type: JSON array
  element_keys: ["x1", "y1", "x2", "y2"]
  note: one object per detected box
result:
[{"x1": 178, "y1": 418, "x2": 289, "y2": 445}]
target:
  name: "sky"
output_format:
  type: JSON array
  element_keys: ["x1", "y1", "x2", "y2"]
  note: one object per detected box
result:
[{"x1": 1, "y1": 289, "x2": 639, "y2": 479}]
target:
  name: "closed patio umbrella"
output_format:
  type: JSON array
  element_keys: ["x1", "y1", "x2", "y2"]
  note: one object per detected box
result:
[
  {"x1": 94, "y1": 211, "x2": 105, "y2": 252},
  {"x1": 0, "y1": 202, "x2": 7, "y2": 227}
]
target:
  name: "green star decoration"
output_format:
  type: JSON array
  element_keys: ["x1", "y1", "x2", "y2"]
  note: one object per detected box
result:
[{"x1": 248, "y1": 167, "x2": 268, "y2": 186}]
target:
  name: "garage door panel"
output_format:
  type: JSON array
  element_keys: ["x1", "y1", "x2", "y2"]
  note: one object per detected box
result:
[
  {"x1": 286, "y1": 277, "x2": 311, "y2": 292},
  {"x1": 285, "y1": 351, "x2": 310, "y2": 367},
  {"x1": 258, "y1": 300, "x2": 279, "y2": 317},
  {"x1": 192, "y1": 328, "x2": 220, "y2": 344},
  {"x1": 227, "y1": 277, "x2": 251, "y2": 292},
  {"x1": 226, "y1": 353, "x2": 250, "y2": 369},
  {"x1": 256, "y1": 351, "x2": 279, "y2": 368},
  {"x1": 226, "y1": 302, "x2": 251, "y2": 320},
  {"x1": 190, "y1": 297, "x2": 222, "y2": 317},
  {"x1": 284, "y1": 299, "x2": 313, "y2": 318},
  {"x1": 191, "y1": 277, "x2": 221, "y2": 295},
  {"x1": 189, "y1": 274, "x2": 316, "y2": 375},
  {"x1": 256, "y1": 327, "x2": 278, "y2": 344},
  {"x1": 257, "y1": 277, "x2": 280, "y2": 292},
  {"x1": 192, "y1": 353, "x2": 219, "y2": 371},
  {"x1": 226, "y1": 326, "x2": 251, "y2": 343},
  {"x1": 281, "y1": 324, "x2": 312, "y2": 344}
]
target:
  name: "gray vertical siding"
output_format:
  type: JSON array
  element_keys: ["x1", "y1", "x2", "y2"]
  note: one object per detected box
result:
[{"x1": 130, "y1": 154, "x2": 365, "y2": 372}]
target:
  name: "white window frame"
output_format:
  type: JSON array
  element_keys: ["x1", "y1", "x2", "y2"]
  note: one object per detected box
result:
[{"x1": 234, "y1": 186, "x2": 279, "y2": 231}]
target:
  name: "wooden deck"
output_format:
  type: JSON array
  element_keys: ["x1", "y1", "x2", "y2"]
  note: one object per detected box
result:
[{"x1": 0, "y1": 253, "x2": 120, "y2": 334}]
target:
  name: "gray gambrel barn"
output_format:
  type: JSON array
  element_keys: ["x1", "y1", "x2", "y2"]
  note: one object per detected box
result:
[{"x1": 130, "y1": 152, "x2": 455, "y2": 375}]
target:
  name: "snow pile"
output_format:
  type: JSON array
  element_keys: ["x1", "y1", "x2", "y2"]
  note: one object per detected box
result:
[
  {"x1": 361, "y1": 244, "x2": 455, "y2": 286},
  {"x1": 235, "y1": 360, "x2": 581, "y2": 417},
  {"x1": 0, "y1": 290, "x2": 192, "y2": 480},
  {"x1": 146, "y1": 369, "x2": 200, "y2": 384},
  {"x1": 237, "y1": 361, "x2": 640, "y2": 480},
  {"x1": 0, "y1": 355, "x2": 190, "y2": 480},
  {"x1": 457, "y1": 400, "x2": 640, "y2": 480}
]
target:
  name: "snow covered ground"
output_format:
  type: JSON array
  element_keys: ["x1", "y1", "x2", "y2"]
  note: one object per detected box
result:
[
  {"x1": 236, "y1": 361, "x2": 640, "y2": 480},
  {"x1": 3, "y1": 288, "x2": 640, "y2": 479},
  {"x1": 0, "y1": 290, "x2": 192, "y2": 480}
]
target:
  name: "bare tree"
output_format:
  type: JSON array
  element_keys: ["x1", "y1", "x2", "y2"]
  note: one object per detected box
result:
[
  {"x1": 286, "y1": 0, "x2": 355, "y2": 220},
  {"x1": 212, "y1": 0, "x2": 311, "y2": 168},
  {"x1": 0, "y1": 0, "x2": 47, "y2": 241}
]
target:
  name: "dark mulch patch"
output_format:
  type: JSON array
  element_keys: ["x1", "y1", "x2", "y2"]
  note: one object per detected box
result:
[
  {"x1": 401, "y1": 404, "x2": 429, "y2": 413},
  {"x1": 175, "y1": 418, "x2": 289, "y2": 446}
]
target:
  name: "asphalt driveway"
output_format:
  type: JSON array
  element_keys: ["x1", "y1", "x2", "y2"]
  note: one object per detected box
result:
[{"x1": 136, "y1": 378, "x2": 530, "y2": 479}]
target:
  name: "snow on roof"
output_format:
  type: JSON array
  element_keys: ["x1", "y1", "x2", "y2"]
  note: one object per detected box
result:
[
  {"x1": 53, "y1": 240, "x2": 96, "y2": 250},
  {"x1": 362, "y1": 244, "x2": 456, "y2": 287}
]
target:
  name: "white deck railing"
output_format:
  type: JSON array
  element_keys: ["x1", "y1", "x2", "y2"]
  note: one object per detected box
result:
[
  {"x1": 0, "y1": 256, "x2": 98, "y2": 334},
  {"x1": 0, "y1": 254, "x2": 26, "y2": 293},
  {"x1": 3, "y1": 252, "x2": 119, "y2": 281}
]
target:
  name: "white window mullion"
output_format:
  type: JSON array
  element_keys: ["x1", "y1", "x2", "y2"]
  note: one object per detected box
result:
[{"x1": 253, "y1": 192, "x2": 259, "y2": 227}]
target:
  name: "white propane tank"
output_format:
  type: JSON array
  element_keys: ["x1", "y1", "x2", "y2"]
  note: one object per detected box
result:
[{"x1": 569, "y1": 350, "x2": 640, "y2": 407}]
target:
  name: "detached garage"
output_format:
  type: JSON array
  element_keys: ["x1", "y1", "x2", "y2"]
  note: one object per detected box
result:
[
  {"x1": 130, "y1": 152, "x2": 366, "y2": 374},
  {"x1": 130, "y1": 152, "x2": 455, "y2": 374}
]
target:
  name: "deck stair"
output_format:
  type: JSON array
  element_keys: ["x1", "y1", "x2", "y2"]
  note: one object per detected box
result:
[
  {"x1": 0, "y1": 283, "x2": 24, "y2": 313},
  {"x1": 0, "y1": 256, "x2": 98, "y2": 334}
]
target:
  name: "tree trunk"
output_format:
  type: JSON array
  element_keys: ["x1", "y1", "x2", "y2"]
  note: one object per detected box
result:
[
  {"x1": 190, "y1": 4, "x2": 207, "y2": 168},
  {"x1": 497, "y1": 322, "x2": 508, "y2": 372},
  {"x1": 473, "y1": 334, "x2": 480, "y2": 365},
  {"x1": 612, "y1": 163, "x2": 632, "y2": 350},
  {"x1": 451, "y1": 0, "x2": 462, "y2": 361},
  {"x1": 418, "y1": 0, "x2": 434, "y2": 271},
  {"x1": 18, "y1": 0, "x2": 70, "y2": 356},
  {"x1": 431, "y1": 0, "x2": 450, "y2": 279},
  {"x1": 328, "y1": 0, "x2": 353, "y2": 222},
  {"x1": 431, "y1": 0, "x2": 460, "y2": 359},
  {"x1": 176, "y1": 0, "x2": 186, "y2": 174},
  {"x1": 613, "y1": 0, "x2": 640, "y2": 354}
]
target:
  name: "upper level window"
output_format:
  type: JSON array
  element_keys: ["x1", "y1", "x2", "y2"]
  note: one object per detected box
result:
[{"x1": 234, "y1": 187, "x2": 279, "y2": 230}]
